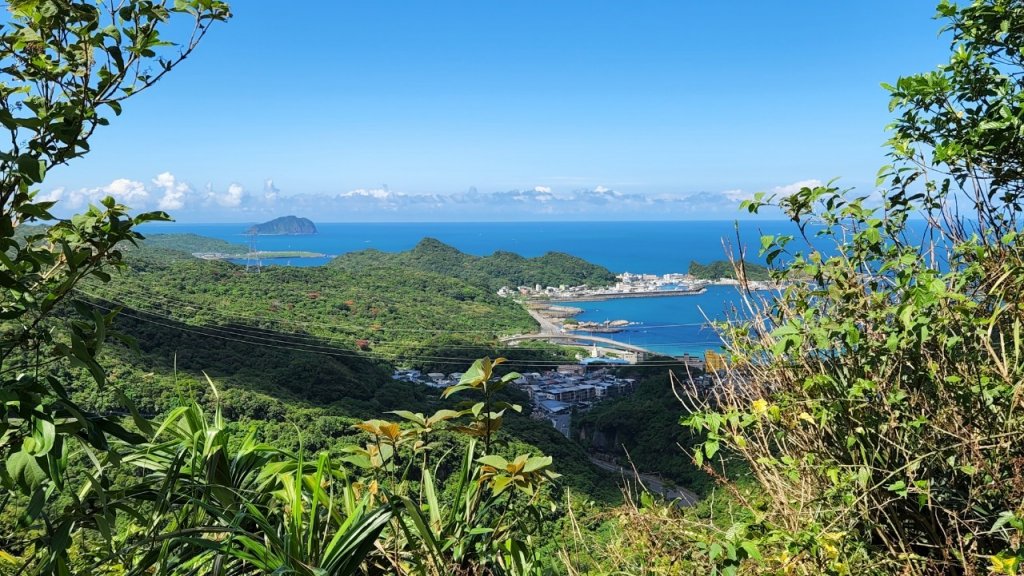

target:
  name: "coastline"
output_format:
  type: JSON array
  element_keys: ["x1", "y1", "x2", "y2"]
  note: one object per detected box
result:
[
  {"x1": 549, "y1": 287, "x2": 706, "y2": 302},
  {"x1": 194, "y1": 250, "x2": 331, "y2": 260}
]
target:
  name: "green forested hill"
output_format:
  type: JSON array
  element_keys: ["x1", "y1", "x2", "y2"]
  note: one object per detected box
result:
[
  {"x1": 138, "y1": 233, "x2": 248, "y2": 255},
  {"x1": 87, "y1": 242, "x2": 539, "y2": 359},
  {"x1": 688, "y1": 259, "x2": 770, "y2": 281},
  {"x1": 329, "y1": 237, "x2": 618, "y2": 291},
  {"x1": 573, "y1": 363, "x2": 712, "y2": 496},
  {"x1": 67, "y1": 238, "x2": 620, "y2": 502}
]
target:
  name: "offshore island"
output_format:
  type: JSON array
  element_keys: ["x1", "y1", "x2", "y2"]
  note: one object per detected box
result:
[{"x1": 246, "y1": 215, "x2": 318, "y2": 235}]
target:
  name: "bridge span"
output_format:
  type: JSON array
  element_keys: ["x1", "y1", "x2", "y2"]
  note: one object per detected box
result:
[{"x1": 500, "y1": 332, "x2": 656, "y2": 356}]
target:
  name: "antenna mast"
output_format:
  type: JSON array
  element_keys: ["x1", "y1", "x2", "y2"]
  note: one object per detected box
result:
[{"x1": 246, "y1": 232, "x2": 262, "y2": 273}]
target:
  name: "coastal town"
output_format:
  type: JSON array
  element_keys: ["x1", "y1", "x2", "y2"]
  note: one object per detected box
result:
[
  {"x1": 497, "y1": 271, "x2": 708, "y2": 301},
  {"x1": 498, "y1": 270, "x2": 778, "y2": 302},
  {"x1": 394, "y1": 357, "x2": 719, "y2": 438},
  {"x1": 393, "y1": 365, "x2": 635, "y2": 437}
]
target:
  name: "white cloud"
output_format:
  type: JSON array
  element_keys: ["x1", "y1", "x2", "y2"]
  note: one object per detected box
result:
[
  {"x1": 105, "y1": 178, "x2": 149, "y2": 204},
  {"x1": 43, "y1": 176, "x2": 798, "y2": 221},
  {"x1": 152, "y1": 171, "x2": 192, "y2": 211},
  {"x1": 339, "y1": 188, "x2": 396, "y2": 200},
  {"x1": 721, "y1": 189, "x2": 753, "y2": 202},
  {"x1": 771, "y1": 179, "x2": 822, "y2": 196},
  {"x1": 263, "y1": 179, "x2": 280, "y2": 202},
  {"x1": 219, "y1": 183, "x2": 246, "y2": 207},
  {"x1": 36, "y1": 187, "x2": 64, "y2": 203},
  {"x1": 62, "y1": 178, "x2": 149, "y2": 210}
]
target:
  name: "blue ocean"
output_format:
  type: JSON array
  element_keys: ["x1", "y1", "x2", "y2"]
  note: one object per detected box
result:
[{"x1": 138, "y1": 220, "x2": 799, "y2": 356}]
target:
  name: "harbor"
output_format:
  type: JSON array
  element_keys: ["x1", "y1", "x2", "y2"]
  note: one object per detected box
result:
[{"x1": 497, "y1": 276, "x2": 761, "y2": 359}]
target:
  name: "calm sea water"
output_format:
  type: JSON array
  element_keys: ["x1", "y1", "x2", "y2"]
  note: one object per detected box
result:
[{"x1": 137, "y1": 221, "x2": 798, "y2": 356}]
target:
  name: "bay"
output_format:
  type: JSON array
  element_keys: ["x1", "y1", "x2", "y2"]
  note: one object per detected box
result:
[
  {"x1": 138, "y1": 220, "x2": 797, "y2": 356},
  {"x1": 570, "y1": 285, "x2": 753, "y2": 357}
]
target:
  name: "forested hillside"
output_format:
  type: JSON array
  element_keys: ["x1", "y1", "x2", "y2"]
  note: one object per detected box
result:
[
  {"x1": 688, "y1": 259, "x2": 770, "y2": 281},
  {"x1": 7, "y1": 1, "x2": 1022, "y2": 574},
  {"x1": 72, "y1": 237, "x2": 619, "y2": 493},
  {"x1": 85, "y1": 240, "x2": 540, "y2": 362},
  {"x1": 330, "y1": 237, "x2": 618, "y2": 291},
  {"x1": 573, "y1": 364, "x2": 712, "y2": 495},
  {"x1": 139, "y1": 233, "x2": 248, "y2": 255}
]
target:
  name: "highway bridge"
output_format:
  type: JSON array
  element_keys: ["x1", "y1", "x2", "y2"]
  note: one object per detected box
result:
[{"x1": 500, "y1": 332, "x2": 656, "y2": 357}]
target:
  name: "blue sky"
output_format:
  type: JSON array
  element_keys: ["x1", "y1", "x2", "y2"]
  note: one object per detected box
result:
[{"x1": 43, "y1": 1, "x2": 949, "y2": 222}]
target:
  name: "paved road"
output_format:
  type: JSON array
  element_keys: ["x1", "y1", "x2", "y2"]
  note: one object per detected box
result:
[
  {"x1": 525, "y1": 306, "x2": 563, "y2": 334},
  {"x1": 512, "y1": 308, "x2": 656, "y2": 355},
  {"x1": 590, "y1": 457, "x2": 699, "y2": 507}
]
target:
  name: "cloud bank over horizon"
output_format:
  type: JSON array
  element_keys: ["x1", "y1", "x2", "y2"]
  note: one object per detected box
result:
[{"x1": 39, "y1": 173, "x2": 821, "y2": 222}]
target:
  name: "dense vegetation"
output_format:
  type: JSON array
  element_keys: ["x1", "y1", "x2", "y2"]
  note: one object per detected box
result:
[
  {"x1": 138, "y1": 232, "x2": 248, "y2": 255},
  {"x1": 7, "y1": 1, "x2": 1024, "y2": 574},
  {"x1": 85, "y1": 241, "x2": 539, "y2": 363},
  {"x1": 678, "y1": 2, "x2": 1024, "y2": 573},
  {"x1": 330, "y1": 237, "x2": 618, "y2": 292},
  {"x1": 688, "y1": 259, "x2": 769, "y2": 281},
  {"x1": 573, "y1": 363, "x2": 712, "y2": 496}
]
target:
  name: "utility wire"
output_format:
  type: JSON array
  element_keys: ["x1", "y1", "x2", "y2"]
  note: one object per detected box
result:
[
  {"x1": 78, "y1": 283, "x2": 722, "y2": 335},
  {"x1": 82, "y1": 288, "x2": 725, "y2": 354},
  {"x1": 83, "y1": 300, "x2": 708, "y2": 368}
]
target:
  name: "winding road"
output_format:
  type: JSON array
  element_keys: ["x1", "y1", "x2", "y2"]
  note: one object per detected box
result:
[{"x1": 590, "y1": 457, "x2": 699, "y2": 507}]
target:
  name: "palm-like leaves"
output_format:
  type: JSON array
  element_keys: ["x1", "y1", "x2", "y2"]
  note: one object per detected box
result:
[
  {"x1": 74, "y1": 399, "x2": 391, "y2": 575},
  {"x1": 10, "y1": 359, "x2": 555, "y2": 575}
]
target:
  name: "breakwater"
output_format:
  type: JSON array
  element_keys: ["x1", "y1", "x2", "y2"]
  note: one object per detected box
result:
[{"x1": 550, "y1": 287, "x2": 707, "y2": 302}]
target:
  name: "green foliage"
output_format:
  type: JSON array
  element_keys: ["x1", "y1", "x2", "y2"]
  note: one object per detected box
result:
[
  {"x1": 573, "y1": 365, "x2": 713, "y2": 495},
  {"x1": 680, "y1": 2, "x2": 1024, "y2": 573},
  {"x1": 138, "y1": 233, "x2": 248, "y2": 255},
  {"x1": 688, "y1": 260, "x2": 769, "y2": 281},
  {"x1": 0, "y1": 2, "x2": 230, "y2": 572},
  {"x1": 330, "y1": 237, "x2": 618, "y2": 292},
  {"x1": 442, "y1": 357, "x2": 524, "y2": 452},
  {"x1": 358, "y1": 362, "x2": 561, "y2": 574},
  {"x1": 82, "y1": 241, "x2": 541, "y2": 362},
  {"x1": 0, "y1": 357, "x2": 569, "y2": 574}
]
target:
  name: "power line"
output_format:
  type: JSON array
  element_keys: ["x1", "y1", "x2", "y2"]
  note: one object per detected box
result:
[
  {"x1": 78, "y1": 283, "x2": 721, "y2": 335},
  {"x1": 79, "y1": 284, "x2": 531, "y2": 335},
  {"x1": 80, "y1": 287, "x2": 727, "y2": 355},
  {"x1": 82, "y1": 299, "x2": 708, "y2": 368}
]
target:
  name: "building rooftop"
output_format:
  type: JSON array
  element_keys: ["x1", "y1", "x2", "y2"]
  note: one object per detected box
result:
[{"x1": 539, "y1": 400, "x2": 571, "y2": 414}]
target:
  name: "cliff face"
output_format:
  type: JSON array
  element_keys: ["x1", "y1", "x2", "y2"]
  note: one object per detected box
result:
[{"x1": 246, "y1": 216, "x2": 317, "y2": 235}]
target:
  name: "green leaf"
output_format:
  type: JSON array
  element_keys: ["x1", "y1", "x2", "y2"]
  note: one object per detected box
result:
[
  {"x1": 490, "y1": 474, "x2": 514, "y2": 496},
  {"x1": 887, "y1": 480, "x2": 908, "y2": 497},
  {"x1": 477, "y1": 455, "x2": 509, "y2": 469},
  {"x1": 441, "y1": 384, "x2": 472, "y2": 399},
  {"x1": 500, "y1": 371, "x2": 522, "y2": 384},
  {"x1": 29, "y1": 417, "x2": 55, "y2": 456},
  {"x1": 459, "y1": 357, "x2": 489, "y2": 386},
  {"x1": 705, "y1": 440, "x2": 719, "y2": 460},
  {"x1": 6, "y1": 451, "x2": 47, "y2": 493},
  {"x1": 739, "y1": 540, "x2": 761, "y2": 560},
  {"x1": 16, "y1": 155, "x2": 44, "y2": 184},
  {"x1": 523, "y1": 455, "x2": 552, "y2": 473}
]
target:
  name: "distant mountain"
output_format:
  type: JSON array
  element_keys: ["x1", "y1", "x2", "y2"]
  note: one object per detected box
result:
[
  {"x1": 329, "y1": 237, "x2": 618, "y2": 291},
  {"x1": 246, "y1": 216, "x2": 317, "y2": 235}
]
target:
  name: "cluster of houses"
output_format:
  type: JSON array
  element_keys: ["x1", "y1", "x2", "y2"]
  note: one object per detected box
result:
[
  {"x1": 391, "y1": 364, "x2": 639, "y2": 438},
  {"x1": 496, "y1": 272, "x2": 708, "y2": 301}
]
